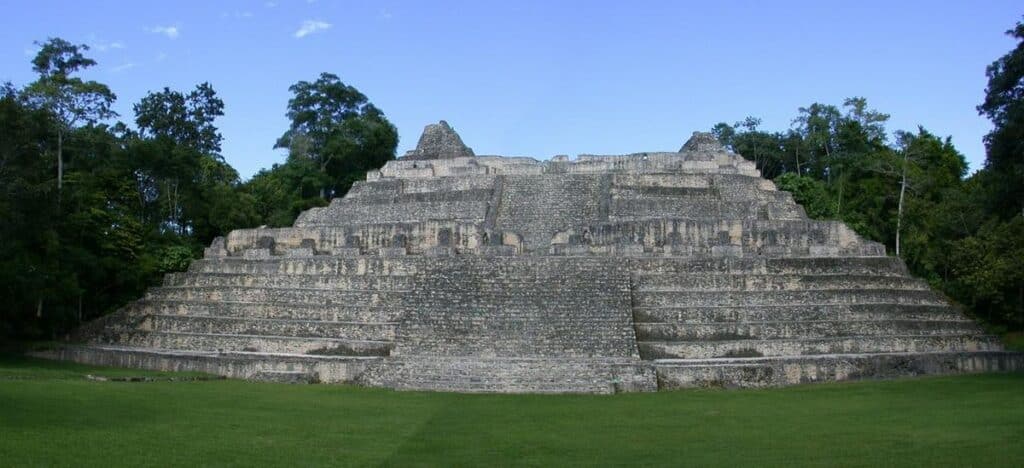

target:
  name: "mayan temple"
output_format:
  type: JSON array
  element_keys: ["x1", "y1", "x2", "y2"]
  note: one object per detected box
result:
[{"x1": 48, "y1": 121, "x2": 1023, "y2": 393}]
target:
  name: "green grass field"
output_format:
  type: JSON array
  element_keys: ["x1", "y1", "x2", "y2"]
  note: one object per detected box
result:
[{"x1": 1, "y1": 355, "x2": 1022, "y2": 467}]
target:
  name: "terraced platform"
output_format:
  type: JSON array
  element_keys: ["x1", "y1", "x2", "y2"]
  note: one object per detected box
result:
[{"x1": 44, "y1": 121, "x2": 1023, "y2": 393}]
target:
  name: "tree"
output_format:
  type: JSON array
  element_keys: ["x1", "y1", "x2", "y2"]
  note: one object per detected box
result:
[
  {"x1": 0, "y1": 91, "x2": 58, "y2": 336},
  {"x1": 792, "y1": 103, "x2": 841, "y2": 182},
  {"x1": 951, "y1": 17, "x2": 1024, "y2": 329},
  {"x1": 275, "y1": 73, "x2": 398, "y2": 199},
  {"x1": 775, "y1": 173, "x2": 835, "y2": 219},
  {"x1": 1, "y1": 50, "x2": 262, "y2": 341},
  {"x1": 842, "y1": 97, "x2": 890, "y2": 144},
  {"x1": 22, "y1": 38, "x2": 117, "y2": 198},
  {"x1": 129, "y1": 84, "x2": 253, "y2": 240},
  {"x1": 977, "y1": 18, "x2": 1024, "y2": 219},
  {"x1": 891, "y1": 128, "x2": 967, "y2": 256},
  {"x1": 134, "y1": 82, "x2": 224, "y2": 155},
  {"x1": 243, "y1": 155, "x2": 329, "y2": 227},
  {"x1": 948, "y1": 217, "x2": 1024, "y2": 327},
  {"x1": 719, "y1": 94, "x2": 1022, "y2": 332}
]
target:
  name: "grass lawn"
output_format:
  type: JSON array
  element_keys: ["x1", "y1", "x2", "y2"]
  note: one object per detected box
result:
[{"x1": 1, "y1": 355, "x2": 1022, "y2": 467}]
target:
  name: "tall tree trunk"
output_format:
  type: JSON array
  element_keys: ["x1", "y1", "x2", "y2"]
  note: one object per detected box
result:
[
  {"x1": 320, "y1": 159, "x2": 328, "y2": 200},
  {"x1": 173, "y1": 181, "x2": 180, "y2": 235},
  {"x1": 896, "y1": 150, "x2": 909, "y2": 256},
  {"x1": 824, "y1": 140, "x2": 832, "y2": 185},
  {"x1": 56, "y1": 129, "x2": 63, "y2": 206},
  {"x1": 836, "y1": 177, "x2": 844, "y2": 216},
  {"x1": 57, "y1": 129, "x2": 63, "y2": 190}
]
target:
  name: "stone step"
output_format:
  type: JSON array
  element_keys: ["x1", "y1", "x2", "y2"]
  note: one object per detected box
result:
[
  {"x1": 146, "y1": 315, "x2": 397, "y2": 340},
  {"x1": 765, "y1": 257, "x2": 907, "y2": 276},
  {"x1": 331, "y1": 188, "x2": 495, "y2": 205},
  {"x1": 609, "y1": 199, "x2": 765, "y2": 220},
  {"x1": 638, "y1": 334, "x2": 1002, "y2": 359},
  {"x1": 188, "y1": 257, "x2": 424, "y2": 276},
  {"x1": 310, "y1": 200, "x2": 488, "y2": 225},
  {"x1": 653, "y1": 351, "x2": 1024, "y2": 389},
  {"x1": 394, "y1": 188, "x2": 495, "y2": 203},
  {"x1": 580, "y1": 218, "x2": 876, "y2": 251},
  {"x1": 634, "y1": 320, "x2": 982, "y2": 341},
  {"x1": 632, "y1": 304, "x2": 965, "y2": 324},
  {"x1": 128, "y1": 299, "x2": 405, "y2": 322},
  {"x1": 343, "y1": 178, "x2": 402, "y2": 199},
  {"x1": 610, "y1": 185, "x2": 718, "y2": 198},
  {"x1": 396, "y1": 174, "x2": 498, "y2": 194},
  {"x1": 551, "y1": 243, "x2": 876, "y2": 258},
  {"x1": 215, "y1": 222, "x2": 486, "y2": 257},
  {"x1": 632, "y1": 274, "x2": 929, "y2": 292},
  {"x1": 144, "y1": 286, "x2": 404, "y2": 305},
  {"x1": 633, "y1": 289, "x2": 946, "y2": 308},
  {"x1": 250, "y1": 370, "x2": 320, "y2": 384},
  {"x1": 121, "y1": 331, "x2": 393, "y2": 356},
  {"x1": 357, "y1": 357, "x2": 658, "y2": 394},
  {"x1": 35, "y1": 345, "x2": 380, "y2": 383},
  {"x1": 626, "y1": 256, "x2": 909, "y2": 276},
  {"x1": 163, "y1": 272, "x2": 413, "y2": 289}
]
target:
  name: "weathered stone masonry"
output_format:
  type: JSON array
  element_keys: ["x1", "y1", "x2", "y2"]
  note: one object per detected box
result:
[{"x1": 43, "y1": 121, "x2": 1024, "y2": 393}]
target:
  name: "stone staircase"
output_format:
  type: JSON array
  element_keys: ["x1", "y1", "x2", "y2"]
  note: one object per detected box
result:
[
  {"x1": 628, "y1": 257, "x2": 1005, "y2": 388},
  {"x1": 359, "y1": 257, "x2": 655, "y2": 393},
  {"x1": 67, "y1": 257, "x2": 413, "y2": 382}
]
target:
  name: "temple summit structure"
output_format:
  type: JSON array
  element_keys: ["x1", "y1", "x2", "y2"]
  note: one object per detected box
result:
[{"x1": 44, "y1": 122, "x2": 1023, "y2": 393}]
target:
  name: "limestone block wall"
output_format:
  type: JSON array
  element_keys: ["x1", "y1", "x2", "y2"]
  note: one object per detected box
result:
[
  {"x1": 222, "y1": 221, "x2": 494, "y2": 255},
  {"x1": 308, "y1": 200, "x2": 490, "y2": 225},
  {"x1": 553, "y1": 219, "x2": 885, "y2": 257},
  {"x1": 494, "y1": 174, "x2": 610, "y2": 252},
  {"x1": 375, "y1": 149, "x2": 760, "y2": 180},
  {"x1": 567, "y1": 152, "x2": 760, "y2": 176},
  {"x1": 258, "y1": 150, "x2": 801, "y2": 257}
]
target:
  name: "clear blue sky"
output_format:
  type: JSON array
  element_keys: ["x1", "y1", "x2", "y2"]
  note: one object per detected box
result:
[{"x1": 1, "y1": 1, "x2": 1020, "y2": 178}]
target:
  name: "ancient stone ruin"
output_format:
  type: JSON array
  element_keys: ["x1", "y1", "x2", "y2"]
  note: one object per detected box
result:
[
  {"x1": 48, "y1": 121, "x2": 1023, "y2": 392},
  {"x1": 401, "y1": 120, "x2": 475, "y2": 160}
]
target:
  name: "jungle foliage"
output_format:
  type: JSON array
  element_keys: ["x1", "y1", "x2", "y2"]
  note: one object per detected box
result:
[
  {"x1": 0, "y1": 39, "x2": 397, "y2": 340},
  {"x1": 713, "y1": 21, "x2": 1024, "y2": 330}
]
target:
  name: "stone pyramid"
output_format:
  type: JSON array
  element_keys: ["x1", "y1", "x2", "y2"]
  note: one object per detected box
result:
[{"x1": 48, "y1": 122, "x2": 1023, "y2": 392}]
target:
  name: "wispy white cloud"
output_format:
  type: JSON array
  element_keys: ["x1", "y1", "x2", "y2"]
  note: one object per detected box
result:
[
  {"x1": 110, "y1": 62, "x2": 136, "y2": 73},
  {"x1": 93, "y1": 40, "x2": 125, "y2": 52},
  {"x1": 294, "y1": 20, "x2": 331, "y2": 38},
  {"x1": 264, "y1": 1, "x2": 277, "y2": 7},
  {"x1": 155, "y1": 52, "x2": 168, "y2": 62},
  {"x1": 147, "y1": 25, "x2": 180, "y2": 39},
  {"x1": 379, "y1": 9, "x2": 392, "y2": 20}
]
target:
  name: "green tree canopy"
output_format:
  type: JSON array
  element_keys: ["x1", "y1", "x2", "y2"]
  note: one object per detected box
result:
[
  {"x1": 978, "y1": 18, "x2": 1024, "y2": 218},
  {"x1": 275, "y1": 72, "x2": 398, "y2": 199},
  {"x1": 22, "y1": 38, "x2": 117, "y2": 194},
  {"x1": 134, "y1": 82, "x2": 225, "y2": 156}
]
